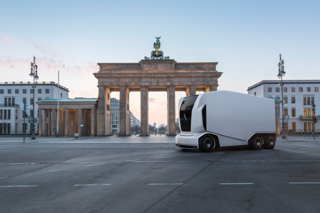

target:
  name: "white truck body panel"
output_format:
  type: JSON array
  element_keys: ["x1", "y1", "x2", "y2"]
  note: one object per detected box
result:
[{"x1": 176, "y1": 91, "x2": 276, "y2": 148}]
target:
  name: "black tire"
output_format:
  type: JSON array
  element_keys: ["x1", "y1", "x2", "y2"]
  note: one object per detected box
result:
[
  {"x1": 249, "y1": 135, "x2": 263, "y2": 150},
  {"x1": 262, "y1": 135, "x2": 276, "y2": 149},
  {"x1": 199, "y1": 136, "x2": 215, "y2": 152}
]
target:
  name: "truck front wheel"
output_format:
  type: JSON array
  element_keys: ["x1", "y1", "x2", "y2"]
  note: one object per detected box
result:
[
  {"x1": 199, "y1": 136, "x2": 215, "y2": 152},
  {"x1": 249, "y1": 135, "x2": 263, "y2": 150},
  {"x1": 262, "y1": 135, "x2": 276, "y2": 149}
]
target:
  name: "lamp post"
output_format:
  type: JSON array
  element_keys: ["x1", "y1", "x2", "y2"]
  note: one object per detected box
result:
[
  {"x1": 29, "y1": 56, "x2": 39, "y2": 140},
  {"x1": 277, "y1": 54, "x2": 286, "y2": 139}
]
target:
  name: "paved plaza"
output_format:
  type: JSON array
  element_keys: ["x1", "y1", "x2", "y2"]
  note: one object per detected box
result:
[{"x1": 0, "y1": 136, "x2": 320, "y2": 212}]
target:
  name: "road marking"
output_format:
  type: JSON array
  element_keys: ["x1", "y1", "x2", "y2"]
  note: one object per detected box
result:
[
  {"x1": 38, "y1": 169, "x2": 62, "y2": 173},
  {"x1": 220, "y1": 183, "x2": 254, "y2": 185},
  {"x1": 148, "y1": 183, "x2": 183, "y2": 186},
  {"x1": 85, "y1": 163, "x2": 106, "y2": 167},
  {"x1": 289, "y1": 182, "x2": 320, "y2": 185},
  {"x1": 0, "y1": 185, "x2": 37, "y2": 188},
  {"x1": 74, "y1": 184, "x2": 111, "y2": 186}
]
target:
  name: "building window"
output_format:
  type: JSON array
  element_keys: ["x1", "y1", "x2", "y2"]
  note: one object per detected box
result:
[
  {"x1": 276, "y1": 96, "x2": 280, "y2": 100},
  {"x1": 30, "y1": 89, "x2": 34, "y2": 94},
  {"x1": 15, "y1": 89, "x2": 19, "y2": 94},
  {"x1": 30, "y1": 110, "x2": 34, "y2": 118},
  {"x1": 8, "y1": 89, "x2": 11, "y2": 94},
  {"x1": 284, "y1": 109, "x2": 288, "y2": 116},
  {"x1": 307, "y1": 87, "x2": 311, "y2": 92},
  {"x1": 311, "y1": 97, "x2": 314, "y2": 105},
  {"x1": 60, "y1": 93, "x2": 62, "y2": 97},
  {"x1": 22, "y1": 89, "x2": 27, "y2": 94},
  {"x1": 0, "y1": 110, "x2": 2, "y2": 119},
  {"x1": 45, "y1": 89, "x2": 49, "y2": 94},
  {"x1": 291, "y1": 87, "x2": 295, "y2": 92},
  {"x1": 292, "y1": 122, "x2": 296, "y2": 132},
  {"x1": 291, "y1": 96, "x2": 295, "y2": 104},
  {"x1": 276, "y1": 87, "x2": 280, "y2": 92},
  {"x1": 12, "y1": 98, "x2": 15, "y2": 106},
  {"x1": 8, "y1": 98, "x2": 11, "y2": 106},
  {"x1": 8, "y1": 110, "x2": 10, "y2": 119},
  {"x1": 4, "y1": 98, "x2": 7, "y2": 106},
  {"x1": 268, "y1": 87, "x2": 272, "y2": 92},
  {"x1": 292, "y1": 108, "x2": 296, "y2": 117},
  {"x1": 315, "y1": 87, "x2": 319, "y2": 92},
  {"x1": 299, "y1": 87, "x2": 303, "y2": 92},
  {"x1": 30, "y1": 98, "x2": 34, "y2": 105},
  {"x1": 0, "y1": 89, "x2": 3, "y2": 94},
  {"x1": 4, "y1": 110, "x2": 7, "y2": 119},
  {"x1": 38, "y1": 97, "x2": 42, "y2": 101},
  {"x1": 284, "y1": 97, "x2": 288, "y2": 104},
  {"x1": 38, "y1": 89, "x2": 42, "y2": 94},
  {"x1": 284, "y1": 87, "x2": 287, "y2": 92},
  {"x1": 23, "y1": 98, "x2": 26, "y2": 104},
  {"x1": 254, "y1": 92, "x2": 256, "y2": 96}
]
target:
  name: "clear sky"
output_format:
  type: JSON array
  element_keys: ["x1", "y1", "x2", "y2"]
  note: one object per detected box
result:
[{"x1": 1, "y1": 0, "x2": 319, "y2": 126}]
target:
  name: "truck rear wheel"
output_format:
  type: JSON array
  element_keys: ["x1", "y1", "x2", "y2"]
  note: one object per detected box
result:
[
  {"x1": 262, "y1": 135, "x2": 276, "y2": 149},
  {"x1": 199, "y1": 136, "x2": 215, "y2": 152},
  {"x1": 249, "y1": 135, "x2": 263, "y2": 150}
]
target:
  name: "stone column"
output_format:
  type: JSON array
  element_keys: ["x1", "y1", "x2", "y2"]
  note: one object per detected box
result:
[
  {"x1": 38, "y1": 109, "x2": 42, "y2": 136},
  {"x1": 51, "y1": 109, "x2": 56, "y2": 136},
  {"x1": 275, "y1": 101, "x2": 281, "y2": 135},
  {"x1": 189, "y1": 86, "x2": 196, "y2": 96},
  {"x1": 91, "y1": 108, "x2": 95, "y2": 136},
  {"x1": 105, "y1": 88, "x2": 111, "y2": 136},
  {"x1": 44, "y1": 109, "x2": 48, "y2": 136},
  {"x1": 97, "y1": 86, "x2": 106, "y2": 136},
  {"x1": 186, "y1": 87, "x2": 190, "y2": 96},
  {"x1": 65, "y1": 109, "x2": 69, "y2": 136},
  {"x1": 78, "y1": 108, "x2": 83, "y2": 136},
  {"x1": 167, "y1": 86, "x2": 176, "y2": 136},
  {"x1": 48, "y1": 110, "x2": 52, "y2": 136},
  {"x1": 119, "y1": 86, "x2": 129, "y2": 136},
  {"x1": 126, "y1": 88, "x2": 130, "y2": 135},
  {"x1": 140, "y1": 86, "x2": 149, "y2": 136}
]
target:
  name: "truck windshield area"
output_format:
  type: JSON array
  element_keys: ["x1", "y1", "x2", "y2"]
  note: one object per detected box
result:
[{"x1": 180, "y1": 95, "x2": 198, "y2": 131}]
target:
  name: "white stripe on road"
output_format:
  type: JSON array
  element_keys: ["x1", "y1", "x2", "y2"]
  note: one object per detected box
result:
[
  {"x1": 289, "y1": 182, "x2": 320, "y2": 185},
  {"x1": 74, "y1": 184, "x2": 111, "y2": 186},
  {"x1": 85, "y1": 163, "x2": 106, "y2": 167},
  {"x1": 220, "y1": 183, "x2": 254, "y2": 185},
  {"x1": 0, "y1": 185, "x2": 37, "y2": 188},
  {"x1": 148, "y1": 183, "x2": 183, "y2": 186}
]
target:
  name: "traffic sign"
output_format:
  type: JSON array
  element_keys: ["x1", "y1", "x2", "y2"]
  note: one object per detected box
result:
[{"x1": 284, "y1": 115, "x2": 290, "y2": 122}]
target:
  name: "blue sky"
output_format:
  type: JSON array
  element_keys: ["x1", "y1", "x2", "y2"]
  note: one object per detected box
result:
[{"x1": 1, "y1": 0, "x2": 319, "y2": 125}]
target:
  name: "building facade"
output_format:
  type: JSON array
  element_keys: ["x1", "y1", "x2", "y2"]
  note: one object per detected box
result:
[
  {"x1": 0, "y1": 81, "x2": 69, "y2": 135},
  {"x1": 248, "y1": 80, "x2": 320, "y2": 133}
]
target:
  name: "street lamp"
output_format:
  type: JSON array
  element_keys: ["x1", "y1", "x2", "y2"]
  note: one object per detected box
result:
[
  {"x1": 30, "y1": 56, "x2": 39, "y2": 140},
  {"x1": 277, "y1": 54, "x2": 286, "y2": 139}
]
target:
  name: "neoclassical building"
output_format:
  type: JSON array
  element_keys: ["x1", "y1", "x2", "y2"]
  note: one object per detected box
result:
[{"x1": 37, "y1": 38, "x2": 223, "y2": 137}]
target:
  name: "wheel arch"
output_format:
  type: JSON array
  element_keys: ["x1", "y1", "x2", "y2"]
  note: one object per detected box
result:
[{"x1": 198, "y1": 133, "x2": 220, "y2": 149}]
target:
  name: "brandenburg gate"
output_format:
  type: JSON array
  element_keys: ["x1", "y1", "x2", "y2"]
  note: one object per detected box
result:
[{"x1": 94, "y1": 37, "x2": 222, "y2": 136}]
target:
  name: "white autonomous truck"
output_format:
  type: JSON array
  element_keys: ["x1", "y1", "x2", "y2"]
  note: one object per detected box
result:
[{"x1": 175, "y1": 91, "x2": 277, "y2": 152}]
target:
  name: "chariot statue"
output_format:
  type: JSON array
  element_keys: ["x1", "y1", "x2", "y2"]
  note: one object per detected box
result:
[{"x1": 151, "y1": 36, "x2": 163, "y2": 58}]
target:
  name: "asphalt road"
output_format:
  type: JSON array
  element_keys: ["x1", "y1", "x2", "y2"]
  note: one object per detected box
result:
[{"x1": 0, "y1": 137, "x2": 320, "y2": 213}]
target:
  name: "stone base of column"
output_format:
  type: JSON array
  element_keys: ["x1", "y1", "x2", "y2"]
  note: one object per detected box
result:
[{"x1": 167, "y1": 134, "x2": 176, "y2": 137}]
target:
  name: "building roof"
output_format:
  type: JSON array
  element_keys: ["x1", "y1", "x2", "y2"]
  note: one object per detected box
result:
[
  {"x1": 37, "y1": 98, "x2": 97, "y2": 103},
  {"x1": 0, "y1": 81, "x2": 69, "y2": 92},
  {"x1": 247, "y1": 80, "x2": 320, "y2": 91}
]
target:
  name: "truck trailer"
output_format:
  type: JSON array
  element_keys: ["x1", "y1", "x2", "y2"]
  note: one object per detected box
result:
[{"x1": 175, "y1": 91, "x2": 277, "y2": 152}]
